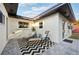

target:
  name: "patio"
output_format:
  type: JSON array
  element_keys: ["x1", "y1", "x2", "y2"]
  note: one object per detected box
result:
[
  {"x1": 1, "y1": 37, "x2": 53, "y2": 55},
  {"x1": 1, "y1": 38, "x2": 79, "y2": 55}
]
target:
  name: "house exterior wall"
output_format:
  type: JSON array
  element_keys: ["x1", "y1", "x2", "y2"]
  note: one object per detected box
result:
[
  {"x1": 0, "y1": 4, "x2": 8, "y2": 54},
  {"x1": 8, "y1": 17, "x2": 33, "y2": 39},
  {"x1": 34, "y1": 13, "x2": 72, "y2": 43},
  {"x1": 59, "y1": 13, "x2": 72, "y2": 40},
  {"x1": 34, "y1": 13, "x2": 59, "y2": 42},
  {"x1": 7, "y1": 12, "x2": 72, "y2": 43}
]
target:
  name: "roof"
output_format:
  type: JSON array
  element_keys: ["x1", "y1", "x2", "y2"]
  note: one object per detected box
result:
[
  {"x1": 4, "y1": 3, "x2": 33, "y2": 20},
  {"x1": 4, "y1": 3, "x2": 76, "y2": 22},
  {"x1": 4, "y1": 3, "x2": 18, "y2": 16},
  {"x1": 34, "y1": 3, "x2": 76, "y2": 22}
]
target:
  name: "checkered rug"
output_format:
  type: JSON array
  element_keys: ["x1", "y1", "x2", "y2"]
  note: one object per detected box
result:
[{"x1": 17, "y1": 38, "x2": 52, "y2": 55}]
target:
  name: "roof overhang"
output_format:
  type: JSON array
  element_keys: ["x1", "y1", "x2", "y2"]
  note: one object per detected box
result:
[
  {"x1": 4, "y1": 3, "x2": 18, "y2": 16},
  {"x1": 4, "y1": 3, "x2": 33, "y2": 20},
  {"x1": 4, "y1": 3, "x2": 76, "y2": 22},
  {"x1": 33, "y1": 3, "x2": 76, "y2": 22}
]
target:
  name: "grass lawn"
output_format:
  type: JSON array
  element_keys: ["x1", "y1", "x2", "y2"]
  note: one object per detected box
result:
[{"x1": 69, "y1": 33, "x2": 79, "y2": 39}]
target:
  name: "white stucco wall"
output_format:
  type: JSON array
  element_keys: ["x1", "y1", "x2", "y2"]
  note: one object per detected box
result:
[
  {"x1": 0, "y1": 4, "x2": 8, "y2": 54},
  {"x1": 34, "y1": 13, "x2": 72, "y2": 43},
  {"x1": 58, "y1": 13, "x2": 72, "y2": 41},
  {"x1": 8, "y1": 17, "x2": 33, "y2": 39},
  {"x1": 34, "y1": 13, "x2": 59, "y2": 42},
  {"x1": 8, "y1": 12, "x2": 72, "y2": 43}
]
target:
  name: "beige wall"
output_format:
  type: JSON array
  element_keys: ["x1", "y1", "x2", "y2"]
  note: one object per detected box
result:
[
  {"x1": 0, "y1": 4, "x2": 8, "y2": 54},
  {"x1": 8, "y1": 12, "x2": 72, "y2": 43},
  {"x1": 8, "y1": 17, "x2": 33, "y2": 39},
  {"x1": 8, "y1": 13, "x2": 60, "y2": 42},
  {"x1": 34, "y1": 13, "x2": 59, "y2": 42},
  {"x1": 59, "y1": 13, "x2": 72, "y2": 40},
  {"x1": 34, "y1": 13, "x2": 72, "y2": 43}
]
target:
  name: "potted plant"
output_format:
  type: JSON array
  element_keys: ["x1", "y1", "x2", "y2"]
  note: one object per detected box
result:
[
  {"x1": 32, "y1": 27, "x2": 37, "y2": 38},
  {"x1": 32, "y1": 27, "x2": 36, "y2": 32}
]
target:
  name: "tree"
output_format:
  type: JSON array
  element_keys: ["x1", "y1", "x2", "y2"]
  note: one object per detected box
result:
[
  {"x1": 77, "y1": 20, "x2": 79, "y2": 24},
  {"x1": 77, "y1": 20, "x2": 79, "y2": 25}
]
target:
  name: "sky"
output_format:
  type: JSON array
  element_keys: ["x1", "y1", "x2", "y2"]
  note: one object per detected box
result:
[
  {"x1": 17, "y1": 3, "x2": 57, "y2": 18},
  {"x1": 17, "y1": 3, "x2": 79, "y2": 20},
  {"x1": 71, "y1": 3, "x2": 79, "y2": 20}
]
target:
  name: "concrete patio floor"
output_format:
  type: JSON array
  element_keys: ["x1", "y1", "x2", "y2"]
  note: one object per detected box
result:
[
  {"x1": 42, "y1": 38, "x2": 79, "y2": 55},
  {"x1": 1, "y1": 39, "x2": 22, "y2": 55},
  {"x1": 1, "y1": 38, "x2": 79, "y2": 55}
]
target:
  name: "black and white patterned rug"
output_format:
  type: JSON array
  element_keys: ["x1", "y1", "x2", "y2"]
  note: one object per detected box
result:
[{"x1": 17, "y1": 38, "x2": 52, "y2": 55}]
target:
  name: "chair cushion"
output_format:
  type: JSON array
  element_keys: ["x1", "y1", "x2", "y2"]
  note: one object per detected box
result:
[{"x1": 29, "y1": 38, "x2": 41, "y2": 41}]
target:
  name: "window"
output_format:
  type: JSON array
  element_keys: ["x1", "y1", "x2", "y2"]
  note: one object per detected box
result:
[
  {"x1": 39, "y1": 22, "x2": 43, "y2": 28},
  {"x1": 0, "y1": 11, "x2": 5, "y2": 23},
  {"x1": 18, "y1": 22, "x2": 29, "y2": 28}
]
